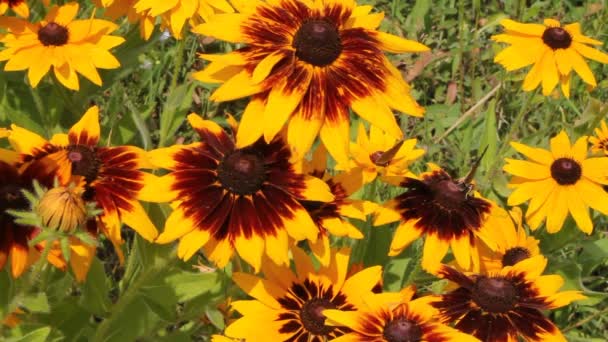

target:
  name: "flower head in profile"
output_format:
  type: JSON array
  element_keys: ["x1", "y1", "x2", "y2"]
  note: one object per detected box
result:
[
  {"x1": 0, "y1": 2, "x2": 124, "y2": 90},
  {"x1": 338, "y1": 122, "x2": 424, "y2": 184},
  {"x1": 374, "y1": 164, "x2": 509, "y2": 272},
  {"x1": 193, "y1": 0, "x2": 428, "y2": 164},
  {"x1": 492, "y1": 19, "x2": 608, "y2": 97},
  {"x1": 431, "y1": 255, "x2": 585, "y2": 342},
  {"x1": 590, "y1": 119, "x2": 608, "y2": 155},
  {"x1": 225, "y1": 247, "x2": 382, "y2": 341},
  {"x1": 0, "y1": 0, "x2": 29, "y2": 17},
  {"x1": 131, "y1": 0, "x2": 235, "y2": 39},
  {"x1": 324, "y1": 286, "x2": 478, "y2": 342},
  {"x1": 299, "y1": 144, "x2": 371, "y2": 265},
  {"x1": 148, "y1": 114, "x2": 333, "y2": 271},
  {"x1": 8, "y1": 106, "x2": 159, "y2": 266},
  {"x1": 504, "y1": 131, "x2": 608, "y2": 234},
  {"x1": 476, "y1": 207, "x2": 541, "y2": 274}
]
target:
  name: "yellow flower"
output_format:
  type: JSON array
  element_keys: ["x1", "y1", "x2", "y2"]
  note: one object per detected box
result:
[
  {"x1": 131, "y1": 0, "x2": 235, "y2": 39},
  {"x1": 339, "y1": 122, "x2": 424, "y2": 184},
  {"x1": 0, "y1": 2, "x2": 125, "y2": 90},
  {"x1": 325, "y1": 286, "x2": 479, "y2": 342},
  {"x1": 94, "y1": 0, "x2": 156, "y2": 40},
  {"x1": 492, "y1": 19, "x2": 608, "y2": 97},
  {"x1": 504, "y1": 131, "x2": 608, "y2": 234},
  {"x1": 589, "y1": 119, "x2": 608, "y2": 155},
  {"x1": 193, "y1": 0, "x2": 428, "y2": 164},
  {"x1": 431, "y1": 256, "x2": 585, "y2": 341},
  {"x1": 0, "y1": 0, "x2": 29, "y2": 18},
  {"x1": 147, "y1": 114, "x2": 334, "y2": 271},
  {"x1": 477, "y1": 207, "x2": 541, "y2": 273},
  {"x1": 225, "y1": 247, "x2": 382, "y2": 341},
  {"x1": 374, "y1": 164, "x2": 510, "y2": 272}
]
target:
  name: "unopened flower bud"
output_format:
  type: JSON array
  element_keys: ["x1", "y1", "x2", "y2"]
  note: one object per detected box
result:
[{"x1": 38, "y1": 186, "x2": 86, "y2": 233}]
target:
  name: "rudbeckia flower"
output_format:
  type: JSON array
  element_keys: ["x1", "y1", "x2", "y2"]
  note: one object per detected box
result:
[
  {"x1": 148, "y1": 114, "x2": 333, "y2": 271},
  {"x1": 0, "y1": 152, "x2": 88, "y2": 279},
  {"x1": 8, "y1": 106, "x2": 159, "y2": 263},
  {"x1": 0, "y1": 2, "x2": 125, "y2": 90},
  {"x1": 0, "y1": 0, "x2": 29, "y2": 17},
  {"x1": 324, "y1": 286, "x2": 479, "y2": 342},
  {"x1": 477, "y1": 207, "x2": 541, "y2": 273},
  {"x1": 504, "y1": 131, "x2": 608, "y2": 234},
  {"x1": 590, "y1": 119, "x2": 608, "y2": 155},
  {"x1": 299, "y1": 144, "x2": 371, "y2": 265},
  {"x1": 492, "y1": 19, "x2": 608, "y2": 97},
  {"x1": 224, "y1": 247, "x2": 382, "y2": 341},
  {"x1": 193, "y1": 0, "x2": 428, "y2": 164},
  {"x1": 93, "y1": 0, "x2": 156, "y2": 40},
  {"x1": 338, "y1": 122, "x2": 424, "y2": 184},
  {"x1": 374, "y1": 164, "x2": 511, "y2": 272},
  {"x1": 131, "y1": 0, "x2": 235, "y2": 39},
  {"x1": 431, "y1": 256, "x2": 585, "y2": 342}
]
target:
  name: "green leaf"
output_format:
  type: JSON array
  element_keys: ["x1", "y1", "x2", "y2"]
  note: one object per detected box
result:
[
  {"x1": 79, "y1": 258, "x2": 111, "y2": 315},
  {"x1": 205, "y1": 307, "x2": 225, "y2": 330},
  {"x1": 22, "y1": 293, "x2": 50, "y2": 313},
  {"x1": 158, "y1": 82, "x2": 196, "y2": 147},
  {"x1": 577, "y1": 239, "x2": 608, "y2": 276},
  {"x1": 12, "y1": 326, "x2": 51, "y2": 342}
]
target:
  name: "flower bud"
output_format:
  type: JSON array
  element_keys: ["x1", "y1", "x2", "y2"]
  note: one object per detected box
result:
[{"x1": 38, "y1": 186, "x2": 86, "y2": 233}]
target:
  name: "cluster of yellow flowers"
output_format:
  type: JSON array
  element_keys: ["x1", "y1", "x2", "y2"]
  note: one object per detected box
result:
[{"x1": 2, "y1": 1, "x2": 608, "y2": 341}]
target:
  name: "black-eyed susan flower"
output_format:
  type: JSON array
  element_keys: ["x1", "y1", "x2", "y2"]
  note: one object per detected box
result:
[
  {"x1": 132, "y1": 0, "x2": 235, "y2": 39},
  {"x1": 324, "y1": 286, "x2": 478, "y2": 342},
  {"x1": 0, "y1": 0, "x2": 29, "y2": 17},
  {"x1": 8, "y1": 106, "x2": 159, "y2": 263},
  {"x1": 504, "y1": 131, "x2": 608, "y2": 234},
  {"x1": 299, "y1": 144, "x2": 370, "y2": 265},
  {"x1": 0, "y1": 2, "x2": 124, "y2": 90},
  {"x1": 94, "y1": 0, "x2": 156, "y2": 40},
  {"x1": 431, "y1": 255, "x2": 585, "y2": 342},
  {"x1": 338, "y1": 122, "x2": 424, "y2": 184},
  {"x1": 225, "y1": 247, "x2": 382, "y2": 341},
  {"x1": 492, "y1": 19, "x2": 608, "y2": 97},
  {"x1": 477, "y1": 207, "x2": 541, "y2": 273},
  {"x1": 374, "y1": 164, "x2": 510, "y2": 272},
  {"x1": 590, "y1": 119, "x2": 608, "y2": 155},
  {"x1": 193, "y1": 0, "x2": 428, "y2": 164},
  {"x1": 148, "y1": 114, "x2": 333, "y2": 271}
]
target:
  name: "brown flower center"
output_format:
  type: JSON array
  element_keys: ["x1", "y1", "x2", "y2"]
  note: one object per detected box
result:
[
  {"x1": 38, "y1": 22, "x2": 69, "y2": 46},
  {"x1": 370, "y1": 150, "x2": 390, "y2": 167},
  {"x1": 67, "y1": 145, "x2": 101, "y2": 183},
  {"x1": 550, "y1": 157, "x2": 581, "y2": 185},
  {"x1": 542, "y1": 27, "x2": 572, "y2": 50},
  {"x1": 502, "y1": 246, "x2": 531, "y2": 267},
  {"x1": 471, "y1": 277, "x2": 518, "y2": 313},
  {"x1": 217, "y1": 150, "x2": 266, "y2": 195},
  {"x1": 300, "y1": 298, "x2": 336, "y2": 335},
  {"x1": 383, "y1": 318, "x2": 422, "y2": 342},
  {"x1": 293, "y1": 20, "x2": 342, "y2": 66},
  {"x1": 428, "y1": 179, "x2": 468, "y2": 209}
]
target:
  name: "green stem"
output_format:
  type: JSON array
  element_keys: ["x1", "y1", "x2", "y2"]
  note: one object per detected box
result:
[
  {"x1": 92, "y1": 249, "x2": 176, "y2": 342},
  {"x1": 483, "y1": 89, "x2": 537, "y2": 189}
]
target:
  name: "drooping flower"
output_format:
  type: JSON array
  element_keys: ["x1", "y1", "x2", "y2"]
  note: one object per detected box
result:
[
  {"x1": 324, "y1": 286, "x2": 479, "y2": 342},
  {"x1": 374, "y1": 164, "x2": 509, "y2": 272},
  {"x1": 590, "y1": 119, "x2": 608, "y2": 155},
  {"x1": 431, "y1": 256, "x2": 585, "y2": 342},
  {"x1": 131, "y1": 0, "x2": 235, "y2": 39},
  {"x1": 225, "y1": 247, "x2": 383, "y2": 341},
  {"x1": 337, "y1": 122, "x2": 424, "y2": 184},
  {"x1": 492, "y1": 19, "x2": 608, "y2": 97},
  {"x1": 148, "y1": 114, "x2": 333, "y2": 271},
  {"x1": 0, "y1": 0, "x2": 29, "y2": 17},
  {"x1": 504, "y1": 131, "x2": 608, "y2": 234},
  {"x1": 8, "y1": 106, "x2": 159, "y2": 263},
  {"x1": 193, "y1": 0, "x2": 428, "y2": 164},
  {"x1": 477, "y1": 207, "x2": 541, "y2": 273},
  {"x1": 0, "y1": 2, "x2": 125, "y2": 90},
  {"x1": 299, "y1": 144, "x2": 371, "y2": 265}
]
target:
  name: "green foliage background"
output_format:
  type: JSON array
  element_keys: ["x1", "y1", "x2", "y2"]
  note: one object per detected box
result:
[{"x1": 1, "y1": 0, "x2": 607, "y2": 341}]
